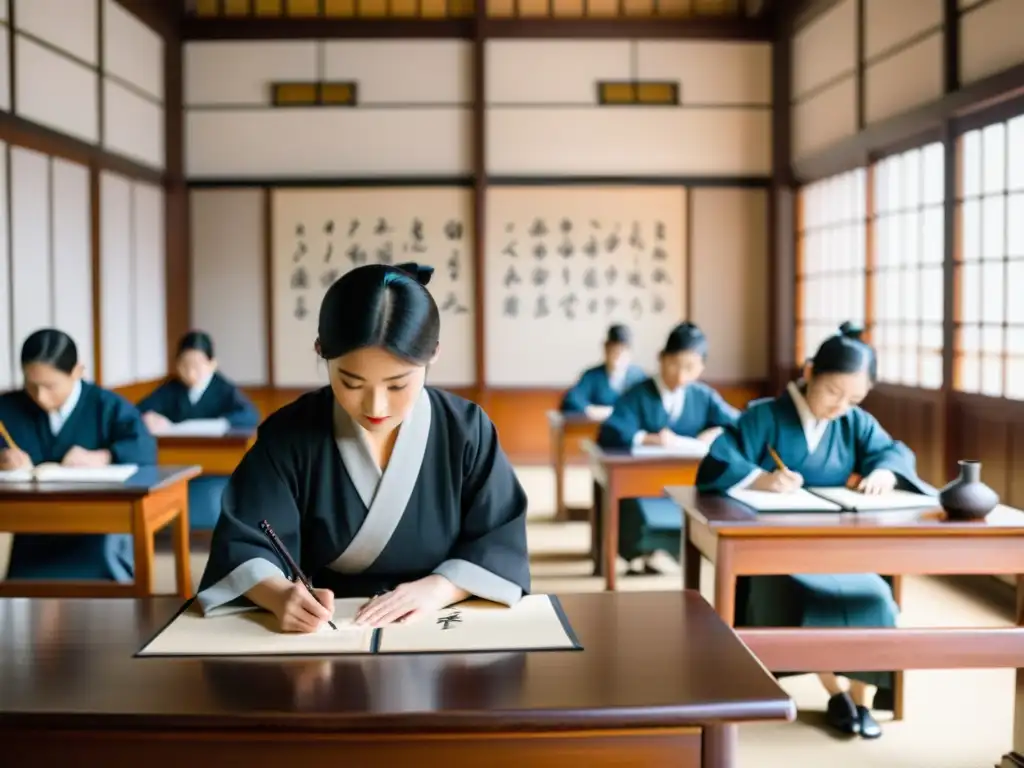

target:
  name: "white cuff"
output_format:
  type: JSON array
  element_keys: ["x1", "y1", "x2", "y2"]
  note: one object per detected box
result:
[
  {"x1": 631, "y1": 431, "x2": 649, "y2": 447},
  {"x1": 196, "y1": 557, "x2": 287, "y2": 616},
  {"x1": 434, "y1": 558, "x2": 523, "y2": 607}
]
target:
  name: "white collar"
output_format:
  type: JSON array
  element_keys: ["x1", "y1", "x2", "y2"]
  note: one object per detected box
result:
[
  {"x1": 188, "y1": 372, "x2": 215, "y2": 404},
  {"x1": 787, "y1": 380, "x2": 830, "y2": 452},
  {"x1": 49, "y1": 379, "x2": 83, "y2": 433}
]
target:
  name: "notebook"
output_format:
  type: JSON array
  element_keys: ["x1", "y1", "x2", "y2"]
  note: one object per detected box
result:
[
  {"x1": 150, "y1": 418, "x2": 231, "y2": 437},
  {"x1": 726, "y1": 486, "x2": 937, "y2": 513},
  {"x1": 136, "y1": 594, "x2": 582, "y2": 657},
  {"x1": 0, "y1": 464, "x2": 139, "y2": 483}
]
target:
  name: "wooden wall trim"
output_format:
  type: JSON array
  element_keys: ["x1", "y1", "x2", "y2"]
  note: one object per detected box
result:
[{"x1": 181, "y1": 17, "x2": 773, "y2": 41}]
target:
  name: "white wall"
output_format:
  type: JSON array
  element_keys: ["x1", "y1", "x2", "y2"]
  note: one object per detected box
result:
[
  {"x1": 185, "y1": 40, "x2": 472, "y2": 178},
  {"x1": 486, "y1": 40, "x2": 771, "y2": 176}
]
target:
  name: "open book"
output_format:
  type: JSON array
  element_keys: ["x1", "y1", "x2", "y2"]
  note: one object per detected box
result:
[
  {"x1": 136, "y1": 594, "x2": 582, "y2": 657},
  {"x1": 631, "y1": 437, "x2": 709, "y2": 458},
  {"x1": 150, "y1": 418, "x2": 231, "y2": 437},
  {"x1": 0, "y1": 463, "x2": 139, "y2": 484},
  {"x1": 727, "y1": 486, "x2": 937, "y2": 513}
]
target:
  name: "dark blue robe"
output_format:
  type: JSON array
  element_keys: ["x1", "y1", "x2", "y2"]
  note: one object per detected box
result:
[
  {"x1": 597, "y1": 378, "x2": 740, "y2": 449},
  {"x1": 696, "y1": 385, "x2": 935, "y2": 706},
  {"x1": 137, "y1": 373, "x2": 260, "y2": 532},
  {"x1": 597, "y1": 378, "x2": 740, "y2": 563},
  {"x1": 0, "y1": 382, "x2": 157, "y2": 581},
  {"x1": 560, "y1": 364, "x2": 646, "y2": 413},
  {"x1": 136, "y1": 373, "x2": 260, "y2": 428},
  {"x1": 195, "y1": 386, "x2": 530, "y2": 615}
]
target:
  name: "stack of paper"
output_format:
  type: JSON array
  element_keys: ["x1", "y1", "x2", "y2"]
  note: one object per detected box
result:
[
  {"x1": 631, "y1": 437, "x2": 709, "y2": 458},
  {"x1": 0, "y1": 464, "x2": 139, "y2": 484},
  {"x1": 150, "y1": 418, "x2": 230, "y2": 437},
  {"x1": 726, "y1": 486, "x2": 938, "y2": 513}
]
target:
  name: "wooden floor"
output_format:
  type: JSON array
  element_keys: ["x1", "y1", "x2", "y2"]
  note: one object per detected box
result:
[{"x1": 0, "y1": 464, "x2": 1015, "y2": 767}]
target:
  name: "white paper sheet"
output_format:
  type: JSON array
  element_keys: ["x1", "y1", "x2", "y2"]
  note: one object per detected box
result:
[
  {"x1": 807, "y1": 487, "x2": 938, "y2": 511},
  {"x1": 726, "y1": 487, "x2": 843, "y2": 512},
  {"x1": 150, "y1": 418, "x2": 231, "y2": 437},
  {"x1": 630, "y1": 438, "x2": 708, "y2": 458},
  {"x1": 138, "y1": 598, "x2": 375, "y2": 656},
  {"x1": 137, "y1": 595, "x2": 578, "y2": 657},
  {"x1": 0, "y1": 463, "x2": 139, "y2": 483},
  {"x1": 376, "y1": 595, "x2": 578, "y2": 653}
]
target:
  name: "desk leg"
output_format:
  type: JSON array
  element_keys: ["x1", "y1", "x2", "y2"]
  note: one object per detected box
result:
[
  {"x1": 890, "y1": 575, "x2": 905, "y2": 721},
  {"x1": 172, "y1": 491, "x2": 194, "y2": 599},
  {"x1": 552, "y1": 426, "x2": 567, "y2": 522},
  {"x1": 603, "y1": 475, "x2": 620, "y2": 591},
  {"x1": 702, "y1": 724, "x2": 737, "y2": 768},
  {"x1": 683, "y1": 516, "x2": 701, "y2": 592},
  {"x1": 132, "y1": 501, "x2": 156, "y2": 597},
  {"x1": 591, "y1": 480, "x2": 604, "y2": 577},
  {"x1": 712, "y1": 541, "x2": 736, "y2": 627}
]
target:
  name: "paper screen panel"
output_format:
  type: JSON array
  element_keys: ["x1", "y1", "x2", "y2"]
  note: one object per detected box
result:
[
  {"x1": 51, "y1": 158, "x2": 94, "y2": 381},
  {"x1": 131, "y1": 182, "x2": 167, "y2": 380},
  {"x1": 99, "y1": 171, "x2": 134, "y2": 387},
  {"x1": 484, "y1": 186, "x2": 686, "y2": 387},
  {"x1": 10, "y1": 146, "x2": 52, "y2": 387},
  {"x1": 271, "y1": 187, "x2": 475, "y2": 388},
  {"x1": 0, "y1": 145, "x2": 10, "y2": 389}
]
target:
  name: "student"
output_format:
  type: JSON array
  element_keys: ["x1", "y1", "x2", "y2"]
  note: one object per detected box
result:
[
  {"x1": 696, "y1": 322, "x2": 934, "y2": 740},
  {"x1": 560, "y1": 324, "x2": 646, "y2": 420},
  {"x1": 597, "y1": 322, "x2": 740, "y2": 574},
  {"x1": 196, "y1": 262, "x2": 530, "y2": 633},
  {"x1": 0, "y1": 329, "x2": 156, "y2": 581},
  {"x1": 137, "y1": 330, "x2": 261, "y2": 531}
]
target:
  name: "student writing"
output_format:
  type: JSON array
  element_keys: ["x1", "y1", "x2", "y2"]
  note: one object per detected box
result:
[
  {"x1": 598, "y1": 322, "x2": 739, "y2": 574},
  {"x1": 0, "y1": 329, "x2": 156, "y2": 581},
  {"x1": 559, "y1": 324, "x2": 646, "y2": 421},
  {"x1": 196, "y1": 262, "x2": 530, "y2": 633},
  {"x1": 137, "y1": 331, "x2": 261, "y2": 530},
  {"x1": 696, "y1": 322, "x2": 935, "y2": 740}
]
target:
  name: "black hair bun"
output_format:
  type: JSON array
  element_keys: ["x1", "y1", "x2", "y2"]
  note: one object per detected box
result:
[
  {"x1": 838, "y1": 321, "x2": 864, "y2": 341},
  {"x1": 395, "y1": 262, "x2": 434, "y2": 287}
]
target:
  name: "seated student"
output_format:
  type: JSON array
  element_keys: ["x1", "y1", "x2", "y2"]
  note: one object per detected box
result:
[
  {"x1": 0, "y1": 328, "x2": 157, "y2": 581},
  {"x1": 196, "y1": 262, "x2": 530, "y2": 632},
  {"x1": 696, "y1": 321, "x2": 934, "y2": 740},
  {"x1": 597, "y1": 322, "x2": 740, "y2": 574},
  {"x1": 138, "y1": 330, "x2": 261, "y2": 531},
  {"x1": 560, "y1": 324, "x2": 646, "y2": 420}
]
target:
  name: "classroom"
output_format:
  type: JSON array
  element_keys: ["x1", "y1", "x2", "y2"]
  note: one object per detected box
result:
[{"x1": 0, "y1": 0, "x2": 1022, "y2": 766}]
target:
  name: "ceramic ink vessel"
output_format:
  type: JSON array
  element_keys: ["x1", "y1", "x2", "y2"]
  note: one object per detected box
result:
[{"x1": 938, "y1": 460, "x2": 999, "y2": 521}]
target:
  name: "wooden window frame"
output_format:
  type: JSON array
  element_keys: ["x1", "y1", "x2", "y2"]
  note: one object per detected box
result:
[
  {"x1": 953, "y1": 116, "x2": 1024, "y2": 399},
  {"x1": 868, "y1": 142, "x2": 946, "y2": 390},
  {"x1": 795, "y1": 169, "x2": 869, "y2": 366},
  {"x1": 596, "y1": 81, "x2": 680, "y2": 107},
  {"x1": 270, "y1": 81, "x2": 359, "y2": 108}
]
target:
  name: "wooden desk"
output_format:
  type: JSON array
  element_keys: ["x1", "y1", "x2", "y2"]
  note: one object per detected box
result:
[
  {"x1": 0, "y1": 466, "x2": 200, "y2": 599},
  {"x1": 0, "y1": 591, "x2": 793, "y2": 768},
  {"x1": 669, "y1": 487, "x2": 1024, "y2": 733},
  {"x1": 585, "y1": 441, "x2": 702, "y2": 590},
  {"x1": 547, "y1": 411, "x2": 600, "y2": 522},
  {"x1": 156, "y1": 429, "x2": 255, "y2": 475}
]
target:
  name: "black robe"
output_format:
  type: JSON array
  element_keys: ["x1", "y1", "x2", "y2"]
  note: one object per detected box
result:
[{"x1": 196, "y1": 387, "x2": 531, "y2": 615}]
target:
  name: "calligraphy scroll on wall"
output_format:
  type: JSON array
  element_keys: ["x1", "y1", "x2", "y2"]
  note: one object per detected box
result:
[
  {"x1": 271, "y1": 188, "x2": 475, "y2": 388},
  {"x1": 484, "y1": 186, "x2": 687, "y2": 387}
]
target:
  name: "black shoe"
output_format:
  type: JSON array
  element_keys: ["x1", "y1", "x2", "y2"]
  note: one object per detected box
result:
[
  {"x1": 857, "y1": 706, "x2": 882, "y2": 739},
  {"x1": 825, "y1": 692, "x2": 860, "y2": 735}
]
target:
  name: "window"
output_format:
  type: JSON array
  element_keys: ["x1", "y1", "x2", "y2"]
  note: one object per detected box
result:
[
  {"x1": 597, "y1": 81, "x2": 680, "y2": 106},
  {"x1": 271, "y1": 82, "x2": 358, "y2": 107},
  {"x1": 796, "y1": 169, "x2": 868, "y2": 364},
  {"x1": 956, "y1": 116, "x2": 1024, "y2": 398},
  {"x1": 870, "y1": 143, "x2": 945, "y2": 388}
]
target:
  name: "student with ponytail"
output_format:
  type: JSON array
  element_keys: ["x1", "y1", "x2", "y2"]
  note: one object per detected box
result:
[
  {"x1": 696, "y1": 321, "x2": 935, "y2": 740},
  {"x1": 196, "y1": 263, "x2": 530, "y2": 633}
]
